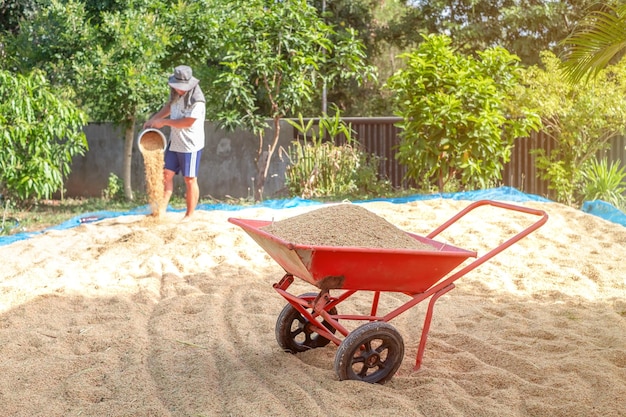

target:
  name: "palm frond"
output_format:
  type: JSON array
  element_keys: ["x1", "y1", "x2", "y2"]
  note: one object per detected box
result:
[{"x1": 560, "y1": 5, "x2": 626, "y2": 84}]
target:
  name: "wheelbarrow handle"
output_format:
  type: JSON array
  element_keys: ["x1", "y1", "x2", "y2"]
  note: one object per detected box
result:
[
  {"x1": 407, "y1": 200, "x2": 548, "y2": 371},
  {"x1": 426, "y1": 199, "x2": 547, "y2": 240},
  {"x1": 425, "y1": 200, "x2": 548, "y2": 287}
]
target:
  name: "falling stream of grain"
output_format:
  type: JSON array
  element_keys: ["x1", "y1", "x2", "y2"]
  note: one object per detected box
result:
[{"x1": 139, "y1": 131, "x2": 165, "y2": 216}]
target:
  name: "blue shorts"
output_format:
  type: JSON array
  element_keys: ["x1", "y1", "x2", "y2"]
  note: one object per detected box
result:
[{"x1": 164, "y1": 148, "x2": 203, "y2": 178}]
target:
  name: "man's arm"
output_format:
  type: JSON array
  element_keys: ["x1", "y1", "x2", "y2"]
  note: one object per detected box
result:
[
  {"x1": 157, "y1": 117, "x2": 196, "y2": 129},
  {"x1": 143, "y1": 103, "x2": 172, "y2": 129}
]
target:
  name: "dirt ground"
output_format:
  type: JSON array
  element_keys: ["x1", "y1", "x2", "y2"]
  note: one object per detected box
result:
[{"x1": 1, "y1": 199, "x2": 625, "y2": 417}]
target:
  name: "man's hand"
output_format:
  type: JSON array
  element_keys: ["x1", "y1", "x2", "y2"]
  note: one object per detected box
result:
[{"x1": 144, "y1": 119, "x2": 166, "y2": 129}]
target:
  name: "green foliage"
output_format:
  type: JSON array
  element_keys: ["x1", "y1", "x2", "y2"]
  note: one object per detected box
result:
[
  {"x1": 522, "y1": 51, "x2": 626, "y2": 205},
  {"x1": 160, "y1": 0, "x2": 222, "y2": 72},
  {"x1": 0, "y1": 69, "x2": 88, "y2": 204},
  {"x1": 4, "y1": 0, "x2": 187, "y2": 124},
  {"x1": 534, "y1": 156, "x2": 573, "y2": 204},
  {"x1": 300, "y1": 0, "x2": 379, "y2": 115},
  {"x1": 285, "y1": 112, "x2": 391, "y2": 199},
  {"x1": 2, "y1": 0, "x2": 375, "y2": 202},
  {"x1": 211, "y1": 0, "x2": 326, "y2": 131},
  {"x1": 1, "y1": 0, "x2": 620, "y2": 119},
  {"x1": 580, "y1": 158, "x2": 626, "y2": 210},
  {"x1": 385, "y1": 34, "x2": 540, "y2": 193}
]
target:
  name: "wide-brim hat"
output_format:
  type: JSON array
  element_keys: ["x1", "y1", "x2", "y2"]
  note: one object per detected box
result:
[{"x1": 168, "y1": 65, "x2": 199, "y2": 91}]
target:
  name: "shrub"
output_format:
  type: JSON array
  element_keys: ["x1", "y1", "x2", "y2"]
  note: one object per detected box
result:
[
  {"x1": 580, "y1": 158, "x2": 626, "y2": 210},
  {"x1": 285, "y1": 112, "x2": 391, "y2": 199},
  {"x1": 102, "y1": 173, "x2": 125, "y2": 201},
  {"x1": 385, "y1": 34, "x2": 540, "y2": 192}
]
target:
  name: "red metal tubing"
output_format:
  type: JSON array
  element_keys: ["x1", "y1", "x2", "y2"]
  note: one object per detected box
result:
[
  {"x1": 424, "y1": 200, "x2": 548, "y2": 291},
  {"x1": 370, "y1": 291, "x2": 381, "y2": 317},
  {"x1": 413, "y1": 284, "x2": 455, "y2": 371},
  {"x1": 427, "y1": 200, "x2": 548, "y2": 240},
  {"x1": 274, "y1": 286, "x2": 347, "y2": 344}
]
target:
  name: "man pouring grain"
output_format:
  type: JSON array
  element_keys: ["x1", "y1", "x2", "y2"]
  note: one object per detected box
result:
[{"x1": 144, "y1": 65, "x2": 206, "y2": 220}]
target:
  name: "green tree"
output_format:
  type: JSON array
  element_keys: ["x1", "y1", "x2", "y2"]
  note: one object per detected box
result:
[
  {"x1": 305, "y1": 0, "x2": 379, "y2": 115},
  {"x1": 5, "y1": 0, "x2": 172, "y2": 200},
  {"x1": 0, "y1": 70, "x2": 88, "y2": 203},
  {"x1": 521, "y1": 51, "x2": 626, "y2": 205},
  {"x1": 72, "y1": 3, "x2": 171, "y2": 200},
  {"x1": 385, "y1": 34, "x2": 540, "y2": 192},
  {"x1": 209, "y1": 0, "x2": 375, "y2": 200},
  {"x1": 159, "y1": 0, "x2": 221, "y2": 73},
  {"x1": 390, "y1": 0, "x2": 613, "y2": 66},
  {"x1": 0, "y1": 0, "x2": 45, "y2": 34},
  {"x1": 1, "y1": 0, "x2": 92, "y2": 85}
]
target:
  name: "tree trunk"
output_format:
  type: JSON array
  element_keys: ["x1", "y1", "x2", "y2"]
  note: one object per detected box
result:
[
  {"x1": 254, "y1": 116, "x2": 282, "y2": 201},
  {"x1": 254, "y1": 149, "x2": 267, "y2": 201},
  {"x1": 123, "y1": 120, "x2": 135, "y2": 201}
]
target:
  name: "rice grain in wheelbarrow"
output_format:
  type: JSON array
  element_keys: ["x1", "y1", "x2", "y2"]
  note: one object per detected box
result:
[{"x1": 260, "y1": 203, "x2": 434, "y2": 251}]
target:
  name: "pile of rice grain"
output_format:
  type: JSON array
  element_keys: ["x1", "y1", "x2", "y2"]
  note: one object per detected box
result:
[{"x1": 261, "y1": 203, "x2": 433, "y2": 250}]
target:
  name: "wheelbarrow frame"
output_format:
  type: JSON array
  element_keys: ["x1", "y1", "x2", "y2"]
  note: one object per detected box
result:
[{"x1": 229, "y1": 200, "x2": 548, "y2": 380}]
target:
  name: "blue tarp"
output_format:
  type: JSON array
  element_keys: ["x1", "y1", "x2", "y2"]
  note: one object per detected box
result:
[
  {"x1": 582, "y1": 200, "x2": 626, "y2": 227},
  {"x1": 353, "y1": 186, "x2": 552, "y2": 204},
  {"x1": 1, "y1": 186, "x2": 623, "y2": 247}
]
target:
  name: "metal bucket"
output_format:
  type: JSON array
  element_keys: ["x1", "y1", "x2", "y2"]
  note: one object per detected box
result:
[{"x1": 137, "y1": 129, "x2": 167, "y2": 154}]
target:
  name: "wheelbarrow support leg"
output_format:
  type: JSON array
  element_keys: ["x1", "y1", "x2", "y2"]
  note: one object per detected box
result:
[{"x1": 414, "y1": 284, "x2": 455, "y2": 371}]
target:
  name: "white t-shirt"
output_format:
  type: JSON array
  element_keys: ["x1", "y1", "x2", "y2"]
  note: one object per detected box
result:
[{"x1": 168, "y1": 96, "x2": 206, "y2": 153}]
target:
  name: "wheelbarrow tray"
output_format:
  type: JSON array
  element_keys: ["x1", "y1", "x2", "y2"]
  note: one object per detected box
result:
[{"x1": 228, "y1": 218, "x2": 477, "y2": 294}]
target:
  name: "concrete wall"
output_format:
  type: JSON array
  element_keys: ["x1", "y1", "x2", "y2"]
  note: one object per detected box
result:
[{"x1": 65, "y1": 121, "x2": 294, "y2": 200}]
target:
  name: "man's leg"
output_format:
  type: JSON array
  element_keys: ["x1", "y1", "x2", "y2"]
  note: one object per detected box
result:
[
  {"x1": 180, "y1": 149, "x2": 202, "y2": 219},
  {"x1": 162, "y1": 168, "x2": 176, "y2": 215},
  {"x1": 183, "y1": 176, "x2": 199, "y2": 218}
]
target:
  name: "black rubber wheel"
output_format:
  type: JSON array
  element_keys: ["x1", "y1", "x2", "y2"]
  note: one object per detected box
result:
[
  {"x1": 334, "y1": 321, "x2": 404, "y2": 384},
  {"x1": 275, "y1": 293, "x2": 338, "y2": 353}
]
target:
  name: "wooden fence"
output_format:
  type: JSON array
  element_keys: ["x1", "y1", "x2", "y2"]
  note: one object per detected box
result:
[{"x1": 293, "y1": 117, "x2": 626, "y2": 199}]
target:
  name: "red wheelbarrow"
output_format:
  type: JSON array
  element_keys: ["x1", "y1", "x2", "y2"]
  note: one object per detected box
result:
[{"x1": 228, "y1": 200, "x2": 548, "y2": 384}]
